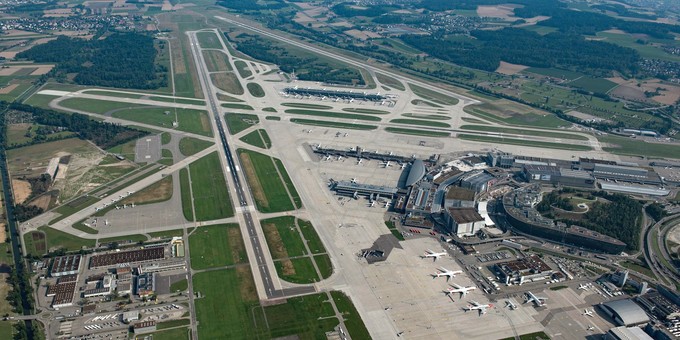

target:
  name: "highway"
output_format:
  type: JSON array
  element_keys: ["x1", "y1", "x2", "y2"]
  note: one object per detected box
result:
[{"x1": 187, "y1": 31, "x2": 314, "y2": 299}]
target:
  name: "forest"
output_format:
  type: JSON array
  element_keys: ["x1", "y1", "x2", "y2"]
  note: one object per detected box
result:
[
  {"x1": 331, "y1": 3, "x2": 388, "y2": 17},
  {"x1": 216, "y1": 0, "x2": 286, "y2": 11},
  {"x1": 401, "y1": 28, "x2": 640, "y2": 76},
  {"x1": 231, "y1": 34, "x2": 364, "y2": 85},
  {"x1": 16, "y1": 33, "x2": 167, "y2": 89}
]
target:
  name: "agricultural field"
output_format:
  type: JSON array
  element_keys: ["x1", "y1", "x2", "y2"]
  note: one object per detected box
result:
[
  {"x1": 239, "y1": 129, "x2": 271, "y2": 149},
  {"x1": 237, "y1": 149, "x2": 299, "y2": 213},
  {"x1": 225, "y1": 113, "x2": 258, "y2": 134},
  {"x1": 186, "y1": 152, "x2": 234, "y2": 220},
  {"x1": 210, "y1": 72, "x2": 244, "y2": 95},
  {"x1": 567, "y1": 77, "x2": 618, "y2": 94},
  {"x1": 202, "y1": 50, "x2": 232, "y2": 72},
  {"x1": 178, "y1": 137, "x2": 213, "y2": 156},
  {"x1": 189, "y1": 224, "x2": 246, "y2": 270},
  {"x1": 112, "y1": 107, "x2": 213, "y2": 137}
]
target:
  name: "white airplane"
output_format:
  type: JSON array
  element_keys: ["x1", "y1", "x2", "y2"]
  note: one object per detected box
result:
[
  {"x1": 381, "y1": 161, "x2": 392, "y2": 168},
  {"x1": 465, "y1": 301, "x2": 492, "y2": 316},
  {"x1": 357, "y1": 158, "x2": 363, "y2": 165},
  {"x1": 369, "y1": 201, "x2": 375, "y2": 207},
  {"x1": 131, "y1": 203, "x2": 135, "y2": 208},
  {"x1": 323, "y1": 155, "x2": 331, "y2": 161},
  {"x1": 587, "y1": 326, "x2": 595, "y2": 332},
  {"x1": 127, "y1": 191, "x2": 134, "y2": 195},
  {"x1": 432, "y1": 267, "x2": 462, "y2": 281},
  {"x1": 445, "y1": 283, "x2": 476, "y2": 299},
  {"x1": 400, "y1": 163, "x2": 407, "y2": 170},
  {"x1": 384, "y1": 201, "x2": 391, "y2": 208},
  {"x1": 506, "y1": 300, "x2": 517, "y2": 310},
  {"x1": 94, "y1": 207, "x2": 100, "y2": 212},
  {"x1": 337, "y1": 155, "x2": 343, "y2": 161},
  {"x1": 349, "y1": 98, "x2": 354, "y2": 103},
  {"x1": 578, "y1": 284, "x2": 590, "y2": 290},
  {"x1": 583, "y1": 309, "x2": 594, "y2": 317},
  {"x1": 422, "y1": 249, "x2": 446, "y2": 262},
  {"x1": 350, "y1": 178, "x2": 357, "y2": 184},
  {"x1": 104, "y1": 219, "x2": 109, "y2": 226},
  {"x1": 115, "y1": 206, "x2": 120, "y2": 210},
  {"x1": 525, "y1": 292, "x2": 548, "y2": 307}
]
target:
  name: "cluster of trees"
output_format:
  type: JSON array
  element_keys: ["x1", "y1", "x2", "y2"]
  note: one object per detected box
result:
[
  {"x1": 16, "y1": 34, "x2": 166, "y2": 89},
  {"x1": 576, "y1": 191, "x2": 642, "y2": 250},
  {"x1": 419, "y1": 0, "x2": 560, "y2": 11},
  {"x1": 591, "y1": 4, "x2": 657, "y2": 20},
  {"x1": 216, "y1": 0, "x2": 286, "y2": 11},
  {"x1": 401, "y1": 28, "x2": 641, "y2": 76},
  {"x1": 331, "y1": 3, "x2": 388, "y2": 17},
  {"x1": 232, "y1": 35, "x2": 364, "y2": 85},
  {"x1": 536, "y1": 191, "x2": 575, "y2": 212},
  {"x1": 645, "y1": 202, "x2": 667, "y2": 222},
  {"x1": 9, "y1": 103, "x2": 147, "y2": 149}
]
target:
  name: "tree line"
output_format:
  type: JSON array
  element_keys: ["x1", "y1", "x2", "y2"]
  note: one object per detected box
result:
[{"x1": 16, "y1": 33, "x2": 166, "y2": 89}]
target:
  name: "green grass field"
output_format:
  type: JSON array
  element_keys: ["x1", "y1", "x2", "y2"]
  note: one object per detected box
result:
[
  {"x1": 274, "y1": 257, "x2": 319, "y2": 284},
  {"x1": 460, "y1": 117, "x2": 489, "y2": 124},
  {"x1": 148, "y1": 96, "x2": 206, "y2": 105},
  {"x1": 179, "y1": 168, "x2": 194, "y2": 221},
  {"x1": 202, "y1": 50, "x2": 232, "y2": 72},
  {"x1": 60, "y1": 98, "x2": 147, "y2": 114},
  {"x1": 285, "y1": 109, "x2": 381, "y2": 122},
  {"x1": 567, "y1": 77, "x2": 618, "y2": 94},
  {"x1": 225, "y1": 113, "x2": 258, "y2": 134},
  {"x1": 524, "y1": 67, "x2": 584, "y2": 81},
  {"x1": 179, "y1": 137, "x2": 213, "y2": 156},
  {"x1": 298, "y1": 219, "x2": 326, "y2": 254},
  {"x1": 330, "y1": 291, "x2": 371, "y2": 340},
  {"x1": 189, "y1": 224, "x2": 246, "y2": 269},
  {"x1": 314, "y1": 255, "x2": 332, "y2": 279},
  {"x1": 290, "y1": 118, "x2": 378, "y2": 130},
  {"x1": 246, "y1": 83, "x2": 265, "y2": 97},
  {"x1": 196, "y1": 31, "x2": 223, "y2": 49},
  {"x1": 342, "y1": 108, "x2": 389, "y2": 114},
  {"x1": 459, "y1": 125, "x2": 589, "y2": 140},
  {"x1": 169, "y1": 279, "x2": 188, "y2": 292},
  {"x1": 458, "y1": 134, "x2": 591, "y2": 151},
  {"x1": 24, "y1": 227, "x2": 96, "y2": 256},
  {"x1": 385, "y1": 127, "x2": 450, "y2": 137},
  {"x1": 281, "y1": 103, "x2": 332, "y2": 110},
  {"x1": 408, "y1": 83, "x2": 459, "y2": 105},
  {"x1": 161, "y1": 132, "x2": 171, "y2": 144},
  {"x1": 221, "y1": 103, "x2": 254, "y2": 110},
  {"x1": 596, "y1": 32, "x2": 680, "y2": 62},
  {"x1": 234, "y1": 60, "x2": 253, "y2": 78},
  {"x1": 262, "y1": 107, "x2": 277, "y2": 112},
  {"x1": 188, "y1": 152, "x2": 234, "y2": 220},
  {"x1": 98, "y1": 234, "x2": 148, "y2": 244},
  {"x1": 261, "y1": 216, "x2": 308, "y2": 259},
  {"x1": 112, "y1": 107, "x2": 213, "y2": 137},
  {"x1": 239, "y1": 129, "x2": 271, "y2": 149},
  {"x1": 402, "y1": 113, "x2": 451, "y2": 121},
  {"x1": 375, "y1": 72, "x2": 405, "y2": 90},
  {"x1": 464, "y1": 105, "x2": 569, "y2": 129},
  {"x1": 210, "y1": 72, "x2": 244, "y2": 95},
  {"x1": 273, "y1": 158, "x2": 302, "y2": 208},
  {"x1": 598, "y1": 135, "x2": 680, "y2": 159},
  {"x1": 148, "y1": 229, "x2": 184, "y2": 239},
  {"x1": 238, "y1": 149, "x2": 297, "y2": 213},
  {"x1": 390, "y1": 118, "x2": 451, "y2": 128}
]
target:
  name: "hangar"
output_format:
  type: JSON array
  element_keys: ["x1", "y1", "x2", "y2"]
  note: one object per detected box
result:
[{"x1": 599, "y1": 299, "x2": 650, "y2": 327}]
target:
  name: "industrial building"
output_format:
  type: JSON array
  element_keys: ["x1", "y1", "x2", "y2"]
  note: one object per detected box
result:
[
  {"x1": 522, "y1": 165, "x2": 595, "y2": 188},
  {"x1": 493, "y1": 255, "x2": 553, "y2": 285},
  {"x1": 133, "y1": 321, "x2": 157, "y2": 334},
  {"x1": 459, "y1": 170, "x2": 496, "y2": 192},
  {"x1": 135, "y1": 272, "x2": 155, "y2": 298},
  {"x1": 599, "y1": 299, "x2": 651, "y2": 327},
  {"x1": 605, "y1": 326, "x2": 653, "y2": 340},
  {"x1": 284, "y1": 87, "x2": 387, "y2": 101},
  {"x1": 445, "y1": 208, "x2": 485, "y2": 236},
  {"x1": 50, "y1": 255, "x2": 82, "y2": 277},
  {"x1": 89, "y1": 247, "x2": 165, "y2": 269}
]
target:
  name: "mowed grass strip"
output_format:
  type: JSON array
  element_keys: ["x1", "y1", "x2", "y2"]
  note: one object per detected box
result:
[
  {"x1": 273, "y1": 158, "x2": 302, "y2": 209},
  {"x1": 261, "y1": 216, "x2": 308, "y2": 259},
  {"x1": 60, "y1": 97, "x2": 147, "y2": 114},
  {"x1": 263, "y1": 293, "x2": 338, "y2": 339},
  {"x1": 403, "y1": 113, "x2": 451, "y2": 120},
  {"x1": 188, "y1": 152, "x2": 234, "y2": 220},
  {"x1": 298, "y1": 219, "x2": 326, "y2": 254},
  {"x1": 234, "y1": 60, "x2": 252, "y2": 78},
  {"x1": 196, "y1": 31, "x2": 223, "y2": 49},
  {"x1": 342, "y1": 108, "x2": 389, "y2": 114},
  {"x1": 239, "y1": 129, "x2": 271, "y2": 149},
  {"x1": 459, "y1": 125, "x2": 589, "y2": 140},
  {"x1": 376, "y1": 72, "x2": 405, "y2": 90},
  {"x1": 112, "y1": 107, "x2": 213, "y2": 137},
  {"x1": 225, "y1": 113, "x2": 258, "y2": 134},
  {"x1": 179, "y1": 137, "x2": 213, "y2": 156},
  {"x1": 237, "y1": 149, "x2": 296, "y2": 213},
  {"x1": 315, "y1": 255, "x2": 332, "y2": 279},
  {"x1": 281, "y1": 103, "x2": 332, "y2": 110},
  {"x1": 408, "y1": 83, "x2": 459, "y2": 105},
  {"x1": 386, "y1": 127, "x2": 450, "y2": 137},
  {"x1": 391, "y1": 118, "x2": 451, "y2": 128},
  {"x1": 274, "y1": 257, "x2": 319, "y2": 284},
  {"x1": 179, "y1": 168, "x2": 194, "y2": 221},
  {"x1": 290, "y1": 118, "x2": 378, "y2": 130},
  {"x1": 221, "y1": 103, "x2": 254, "y2": 110},
  {"x1": 210, "y1": 72, "x2": 244, "y2": 95},
  {"x1": 202, "y1": 50, "x2": 232, "y2": 72},
  {"x1": 246, "y1": 83, "x2": 265, "y2": 97},
  {"x1": 458, "y1": 134, "x2": 591, "y2": 151},
  {"x1": 24, "y1": 227, "x2": 96, "y2": 256},
  {"x1": 193, "y1": 268, "x2": 262, "y2": 339},
  {"x1": 285, "y1": 109, "x2": 381, "y2": 121},
  {"x1": 189, "y1": 224, "x2": 246, "y2": 269},
  {"x1": 330, "y1": 291, "x2": 371, "y2": 340},
  {"x1": 598, "y1": 135, "x2": 680, "y2": 159}
]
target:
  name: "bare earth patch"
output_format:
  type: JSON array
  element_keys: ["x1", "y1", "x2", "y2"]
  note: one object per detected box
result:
[
  {"x1": 496, "y1": 61, "x2": 529, "y2": 75},
  {"x1": 477, "y1": 5, "x2": 520, "y2": 20},
  {"x1": 607, "y1": 77, "x2": 680, "y2": 105},
  {"x1": 227, "y1": 228, "x2": 245, "y2": 263},
  {"x1": 239, "y1": 153, "x2": 269, "y2": 209},
  {"x1": 0, "y1": 223, "x2": 6, "y2": 243},
  {"x1": 263, "y1": 223, "x2": 288, "y2": 259},
  {"x1": 0, "y1": 84, "x2": 19, "y2": 94},
  {"x1": 279, "y1": 259, "x2": 296, "y2": 276},
  {"x1": 121, "y1": 175, "x2": 172, "y2": 205},
  {"x1": 236, "y1": 266, "x2": 258, "y2": 303},
  {"x1": 28, "y1": 194, "x2": 52, "y2": 211},
  {"x1": 12, "y1": 179, "x2": 31, "y2": 204}
]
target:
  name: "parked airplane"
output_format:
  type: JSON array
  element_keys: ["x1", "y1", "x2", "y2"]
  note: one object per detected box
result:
[
  {"x1": 583, "y1": 309, "x2": 594, "y2": 317},
  {"x1": 384, "y1": 201, "x2": 392, "y2": 208},
  {"x1": 131, "y1": 203, "x2": 135, "y2": 208},
  {"x1": 465, "y1": 301, "x2": 492, "y2": 316},
  {"x1": 400, "y1": 163, "x2": 407, "y2": 170},
  {"x1": 104, "y1": 219, "x2": 109, "y2": 226},
  {"x1": 578, "y1": 284, "x2": 590, "y2": 291},
  {"x1": 524, "y1": 291, "x2": 548, "y2": 307},
  {"x1": 422, "y1": 249, "x2": 447, "y2": 261},
  {"x1": 350, "y1": 178, "x2": 357, "y2": 184},
  {"x1": 357, "y1": 158, "x2": 363, "y2": 165},
  {"x1": 323, "y1": 155, "x2": 332, "y2": 161},
  {"x1": 587, "y1": 326, "x2": 595, "y2": 332},
  {"x1": 506, "y1": 300, "x2": 517, "y2": 310},
  {"x1": 445, "y1": 283, "x2": 476, "y2": 299},
  {"x1": 381, "y1": 161, "x2": 392, "y2": 168},
  {"x1": 369, "y1": 201, "x2": 376, "y2": 207},
  {"x1": 432, "y1": 267, "x2": 462, "y2": 281},
  {"x1": 337, "y1": 155, "x2": 343, "y2": 161}
]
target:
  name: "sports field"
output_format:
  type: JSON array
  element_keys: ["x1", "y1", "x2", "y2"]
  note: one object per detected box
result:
[
  {"x1": 187, "y1": 152, "x2": 234, "y2": 220},
  {"x1": 189, "y1": 224, "x2": 246, "y2": 270}
]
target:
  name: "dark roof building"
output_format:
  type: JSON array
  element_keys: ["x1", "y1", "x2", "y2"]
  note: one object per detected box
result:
[
  {"x1": 600, "y1": 299, "x2": 650, "y2": 327},
  {"x1": 50, "y1": 255, "x2": 82, "y2": 277}
]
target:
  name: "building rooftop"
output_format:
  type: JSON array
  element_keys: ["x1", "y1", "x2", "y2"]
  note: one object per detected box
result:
[
  {"x1": 601, "y1": 299, "x2": 650, "y2": 326},
  {"x1": 448, "y1": 208, "x2": 484, "y2": 224},
  {"x1": 405, "y1": 159, "x2": 426, "y2": 187},
  {"x1": 445, "y1": 186, "x2": 476, "y2": 201}
]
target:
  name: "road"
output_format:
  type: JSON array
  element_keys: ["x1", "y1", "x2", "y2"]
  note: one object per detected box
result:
[
  {"x1": 644, "y1": 214, "x2": 680, "y2": 287},
  {"x1": 186, "y1": 30, "x2": 315, "y2": 299}
]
